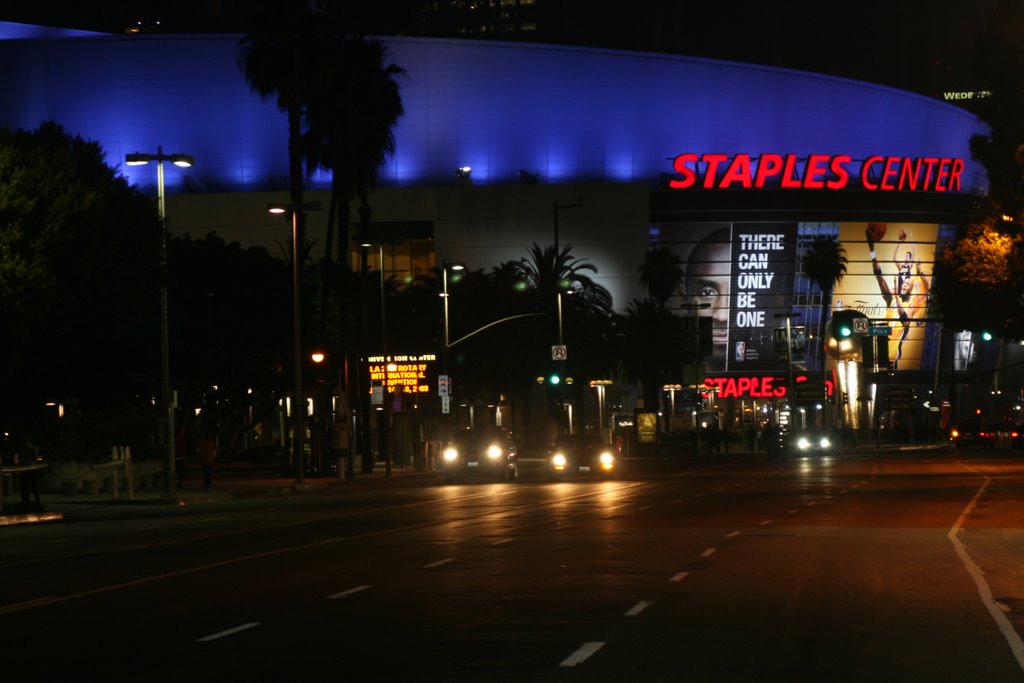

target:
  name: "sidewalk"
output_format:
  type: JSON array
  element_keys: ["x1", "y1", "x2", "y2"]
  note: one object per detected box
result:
[{"x1": 0, "y1": 460, "x2": 444, "y2": 527}]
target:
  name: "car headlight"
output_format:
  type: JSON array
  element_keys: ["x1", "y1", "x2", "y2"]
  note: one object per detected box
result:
[
  {"x1": 819, "y1": 437, "x2": 831, "y2": 449},
  {"x1": 797, "y1": 436, "x2": 811, "y2": 450},
  {"x1": 599, "y1": 451, "x2": 615, "y2": 469},
  {"x1": 552, "y1": 453, "x2": 567, "y2": 468},
  {"x1": 487, "y1": 444, "x2": 503, "y2": 460},
  {"x1": 443, "y1": 447, "x2": 459, "y2": 462}
]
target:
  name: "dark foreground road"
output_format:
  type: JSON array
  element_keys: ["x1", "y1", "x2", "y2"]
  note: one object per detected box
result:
[{"x1": 3, "y1": 449, "x2": 1024, "y2": 681}]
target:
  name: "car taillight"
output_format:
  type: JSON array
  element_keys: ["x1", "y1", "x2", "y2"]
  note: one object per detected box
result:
[{"x1": 951, "y1": 429, "x2": 960, "y2": 438}]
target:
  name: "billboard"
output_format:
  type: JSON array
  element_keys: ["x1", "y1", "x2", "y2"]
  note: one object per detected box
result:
[
  {"x1": 662, "y1": 222, "x2": 798, "y2": 372},
  {"x1": 658, "y1": 220, "x2": 942, "y2": 374},
  {"x1": 832, "y1": 222, "x2": 937, "y2": 370}
]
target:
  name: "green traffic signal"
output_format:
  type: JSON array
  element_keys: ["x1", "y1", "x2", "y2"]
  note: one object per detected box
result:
[
  {"x1": 549, "y1": 373, "x2": 561, "y2": 385},
  {"x1": 981, "y1": 330, "x2": 994, "y2": 342},
  {"x1": 837, "y1": 324, "x2": 852, "y2": 338}
]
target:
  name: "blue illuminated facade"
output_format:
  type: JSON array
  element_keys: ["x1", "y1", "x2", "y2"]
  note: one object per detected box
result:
[{"x1": 0, "y1": 30, "x2": 988, "y2": 196}]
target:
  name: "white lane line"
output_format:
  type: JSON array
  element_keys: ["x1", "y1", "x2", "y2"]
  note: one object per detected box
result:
[
  {"x1": 491, "y1": 538, "x2": 514, "y2": 546},
  {"x1": 701, "y1": 547, "x2": 716, "y2": 558},
  {"x1": 788, "y1": 510, "x2": 797, "y2": 514},
  {"x1": 423, "y1": 558, "x2": 455, "y2": 569},
  {"x1": 695, "y1": 493, "x2": 705, "y2": 498},
  {"x1": 725, "y1": 531, "x2": 742, "y2": 538},
  {"x1": 329, "y1": 585, "x2": 370, "y2": 600},
  {"x1": 759, "y1": 519, "x2": 773, "y2": 526},
  {"x1": 947, "y1": 475, "x2": 1024, "y2": 671},
  {"x1": 638, "y1": 505, "x2": 652, "y2": 510},
  {"x1": 670, "y1": 498, "x2": 683, "y2": 504},
  {"x1": 204, "y1": 516, "x2": 228, "y2": 522},
  {"x1": 670, "y1": 572, "x2": 689, "y2": 582},
  {"x1": 197, "y1": 622, "x2": 260, "y2": 642},
  {"x1": 625, "y1": 600, "x2": 653, "y2": 616},
  {"x1": 560, "y1": 642, "x2": 605, "y2": 667},
  {"x1": 805, "y1": 502, "x2": 816, "y2": 507}
]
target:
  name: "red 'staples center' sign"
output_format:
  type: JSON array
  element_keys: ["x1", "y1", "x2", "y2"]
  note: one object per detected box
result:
[{"x1": 669, "y1": 153, "x2": 964, "y2": 192}]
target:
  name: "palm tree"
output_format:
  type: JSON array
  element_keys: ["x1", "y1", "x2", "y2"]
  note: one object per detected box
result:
[
  {"x1": 302, "y1": 36, "x2": 405, "y2": 333},
  {"x1": 638, "y1": 246, "x2": 685, "y2": 308},
  {"x1": 802, "y1": 236, "x2": 848, "y2": 366},
  {"x1": 614, "y1": 298, "x2": 683, "y2": 412},
  {"x1": 238, "y1": 8, "x2": 324, "y2": 251}
]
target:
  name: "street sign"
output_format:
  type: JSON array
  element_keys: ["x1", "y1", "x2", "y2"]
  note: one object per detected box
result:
[
  {"x1": 551, "y1": 345, "x2": 567, "y2": 361},
  {"x1": 868, "y1": 326, "x2": 892, "y2": 336},
  {"x1": 852, "y1": 317, "x2": 870, "y2": 334},
  {"x1": 438, "y1": 374, "x2": 450, "y2": 397},
  {"x1": 793, "y1": 382, "x2": 826, "y2": 401},
  {"x1": 441, "y1": 395, "x2": 450, "y2": 414},
  {"x1": 885, "y1": 388, "x2": 914, "y2": 410}
]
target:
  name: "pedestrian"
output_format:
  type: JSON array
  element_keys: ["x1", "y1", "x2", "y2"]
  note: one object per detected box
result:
[
  {"x1": 17, "y1": 434, "x2": 42, "y2": 509},
  {"x1": 197, "y1": 432, "x2": 217, "y2": 489}
]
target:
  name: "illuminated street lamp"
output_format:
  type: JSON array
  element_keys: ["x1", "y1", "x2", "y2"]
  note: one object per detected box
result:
[
  {"x1": 125, "y1": 147, "x2": 195, "y2": 498},
  {"x1": 268, "y1": 201, "x2": 322, "y2": 484},
  {"x1": 441, "y1": 262, "x2": 465, "y2": 439}
]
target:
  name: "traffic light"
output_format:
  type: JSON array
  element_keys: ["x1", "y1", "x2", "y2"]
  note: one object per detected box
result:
[
  {"x1": 830, "y1": 310, "x2": 865, "y2": 341},
  {"x1": 981, "y1": 330, "x2": 994, "y2": 342},
  {"x1": 548, "y1": 373, "x2": 561, "y2": 385}
]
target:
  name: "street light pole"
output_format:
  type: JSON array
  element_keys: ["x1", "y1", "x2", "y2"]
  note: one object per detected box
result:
[
  {"x1": 774, "y1": 311, "x2": 801, "y2": 418},
  {"x1": 125, "y1": 147, "x2": 195, "y2": 498},
  {"x1": 680, "y1": 301, "x2": 711, "y2": 455},
  {"x1": 441, "y1": 262, "x2": 465, "y2": 441},
  {"x1": 268, "y1": 201, "x2": 322, "y2": 485}
]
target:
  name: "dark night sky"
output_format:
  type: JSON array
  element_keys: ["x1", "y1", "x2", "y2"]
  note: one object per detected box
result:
[{"x1": 0, "y1": 0, "x2": 1009, "y2": 96}]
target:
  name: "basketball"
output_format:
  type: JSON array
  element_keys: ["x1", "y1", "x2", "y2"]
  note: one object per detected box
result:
[{"x1": 866, "y1": 222, "x2": 887, "y2": 241}]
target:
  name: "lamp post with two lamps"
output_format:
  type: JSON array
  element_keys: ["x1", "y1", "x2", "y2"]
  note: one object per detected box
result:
[
  {"x1": 268, "y1": 201, "x2": 322, "y2": 484},
  {"x1": 125, "y1": 147, "x2": 195, "y2": 497}
]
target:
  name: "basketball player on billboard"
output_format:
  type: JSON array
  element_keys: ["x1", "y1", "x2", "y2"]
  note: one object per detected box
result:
[{"x1": 865, "y1": 222, "x2": 930, "y2": 369}]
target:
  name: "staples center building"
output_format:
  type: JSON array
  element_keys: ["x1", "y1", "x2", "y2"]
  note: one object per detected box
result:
[{"x1": 0, "y1": 25, "x2": 999, "y2": 432}]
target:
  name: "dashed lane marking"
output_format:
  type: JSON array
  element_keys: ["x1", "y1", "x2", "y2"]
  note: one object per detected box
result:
[
  {"x1": 560, "y1": 642, "x2": 606, "y2": 667},
  {"x1": 625, "y1": 600, "x2": 653, "y2": 616},
  {"x1": 423, "y1": 558, "x2": 455, "y2": 569},
  {"x1": 329, "y1": 585, "x2": 370, "y2": 600},
  {"x1": 196, "y1": 622, "x2": 260, "y2": 642}
]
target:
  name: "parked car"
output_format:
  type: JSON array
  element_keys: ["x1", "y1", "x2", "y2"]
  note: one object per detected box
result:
[
  {"x1": 949, "y1": 421, "x2": 996, "y2": 449},
  {"x1": 546, "y1": 434, "x2": 616, "y2": 480},
  {"x1": 441, "y1": 426, "x2": 519, "y2": 484}
]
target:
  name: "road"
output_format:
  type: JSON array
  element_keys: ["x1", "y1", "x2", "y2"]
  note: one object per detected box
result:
[{"x1": 3, "y1": 448, "x2": 1024, "y2": 681}]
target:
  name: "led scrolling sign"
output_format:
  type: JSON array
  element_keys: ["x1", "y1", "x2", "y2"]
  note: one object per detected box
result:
[{"x1": 669, "y1": 153, "x2": 965, "y2": 192}]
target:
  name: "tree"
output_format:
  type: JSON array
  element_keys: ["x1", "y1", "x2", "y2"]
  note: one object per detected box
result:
[
  {"x1": 638, "y1": 246, "x2": 685, "y2": 308},
  {"x1": 168, "y1": 232, "x2": 292, "y2": 455},
  {"x1": 933, "y1": 1, "x2": 1024, "y2": 337},
  {"x1": 801, "y1": 236, "x2": 848, "y2": 363},
  {"x1": 0, "y1": 122, "x2": 160, "y2": 452},
  {"x1": 613, "y1": 298, "x2": 683, "y2": 412},
  {"x1": 933, "y1": 220, "x2": 1021, "y2": 335}
]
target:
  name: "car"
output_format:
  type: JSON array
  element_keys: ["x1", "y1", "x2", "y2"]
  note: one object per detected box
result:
[
  {"x1": 783, "y1": 429, "x2": 834, "y2": 454},
  {"x1": 546, "y1": 434, "x2": 616, "y2": 480},
  {"x1": 949, "y1": 421, "x2": 996, "y2": 449},
  {"x1": 441, "y1": 426, "x2": 519, "y2": 484}
]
